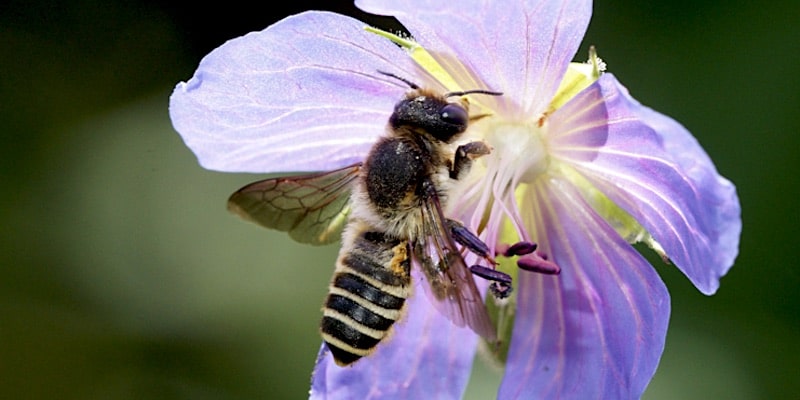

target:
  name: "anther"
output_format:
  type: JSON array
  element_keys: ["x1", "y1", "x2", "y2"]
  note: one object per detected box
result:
[
  {"x1": 504, "y1": 241, "x2": 537, "y2": 257},
  {"x1": 517, "y1": 252, "x2": 561, "y2": 275}
]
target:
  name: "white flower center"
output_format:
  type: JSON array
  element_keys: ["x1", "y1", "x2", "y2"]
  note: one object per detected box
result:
[{"x1": 484, "y1": 120, "x2": 549, "y2": 184}]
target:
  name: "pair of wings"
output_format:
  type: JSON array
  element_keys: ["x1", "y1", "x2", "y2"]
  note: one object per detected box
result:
[{"x1": 227, "y1": 163, "x2": 496, "y2": 341}]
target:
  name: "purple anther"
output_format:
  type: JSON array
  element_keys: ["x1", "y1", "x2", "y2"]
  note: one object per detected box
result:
[
  {"x1": 469, "y1": 265, "x2": 512, "y2": 284},
  {"x1": 504, "y1": 241, "x2": 537, "y2": 257},
  {"x1": 517, "y1": 253, "x2": 561, "y2": 275}
]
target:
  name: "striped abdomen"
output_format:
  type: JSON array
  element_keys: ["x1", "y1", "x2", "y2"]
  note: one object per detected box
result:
[{"x1": 321, "y1": 228, "x2": 411, "y2": 365}]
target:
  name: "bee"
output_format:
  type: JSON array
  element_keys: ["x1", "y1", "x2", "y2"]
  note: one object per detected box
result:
[{"x1": 227, "y1": 72, "x2": 511, "y2": 366}]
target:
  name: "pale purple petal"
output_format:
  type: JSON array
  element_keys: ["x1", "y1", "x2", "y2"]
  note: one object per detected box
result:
[
  {"x1": 169, "y1": 11, "x2": 418, "y2": 173},
  {"x1": 310, "y1": 268, "x2": 479, "y2": 400},
  {"x1": 356, "y1": 0, "x2": 592, "y2": 117},
  {"x1": 500, "y1": 179, "x2": 670, "y2": 399},
  {"x1": 634, "y1": 99, "x2": 741, "y2": 287},
  {"x1": 548, "y1": 74, "x2": 741, "y2": 294}
]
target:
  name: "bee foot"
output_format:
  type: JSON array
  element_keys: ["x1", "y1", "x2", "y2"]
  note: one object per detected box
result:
[
  {"x1": 458, "y1": 141, "x2": 492, "y2": 160},
  {"x1": 450, "y1": 141, "x2": 492, "y2": 180},
  {"x1": 489, "y1": 281, "x2": 513, "y2": 299}
]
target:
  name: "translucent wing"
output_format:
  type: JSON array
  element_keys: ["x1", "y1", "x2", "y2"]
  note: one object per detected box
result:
[
  {"x1": 227, "y1": 163, "x2": 362, "y2": 245},
  {"x1": 413, "y1": 181, "x2": 497, "y2": 341}
]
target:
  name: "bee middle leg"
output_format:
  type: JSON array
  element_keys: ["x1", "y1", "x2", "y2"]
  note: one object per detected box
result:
[
  {"x1": 469, "y1": 264, "x2": 513, "y2": 299},
  {"x1": 446, "y1": 219, "x2": 494, "y2": 263},
  {"x1": 450, "y1": 141, "x2": 491, "y2": 180}
]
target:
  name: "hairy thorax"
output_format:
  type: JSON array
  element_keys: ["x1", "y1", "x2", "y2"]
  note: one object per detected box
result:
[{"x1": 350, "y1": 134, "x2": 453, "y2": 239}]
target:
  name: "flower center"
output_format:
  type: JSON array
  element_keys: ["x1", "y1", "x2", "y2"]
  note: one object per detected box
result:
[{"x1": 484, "y1": 120, "x2": 549, "y2": 184}]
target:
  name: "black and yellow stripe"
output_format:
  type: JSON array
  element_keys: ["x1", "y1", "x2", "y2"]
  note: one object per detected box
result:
[{"x1": 321, "y1": 229, "x2": 411, "y2": 366}]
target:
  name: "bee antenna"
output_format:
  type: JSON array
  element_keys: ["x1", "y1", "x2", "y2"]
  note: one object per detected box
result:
[
  {"x1": 445, "y1": 89, "x2": 503, "y2": 98},
  {"x1": 377, "y1": 71, "x2": 502, "y2": 98},
  {"x1": 377, "y1": 70, "x2": 420, "y2": 90}
]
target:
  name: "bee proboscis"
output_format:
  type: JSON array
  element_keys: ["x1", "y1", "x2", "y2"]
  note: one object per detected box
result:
[{"x1": 228, "y1": 71, "x2": 510, "y2": 365}]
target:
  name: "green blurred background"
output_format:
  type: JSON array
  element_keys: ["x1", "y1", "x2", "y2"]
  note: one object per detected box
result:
[{"x1": 2, "y1": 1, "x2": 797, "y2": 398}]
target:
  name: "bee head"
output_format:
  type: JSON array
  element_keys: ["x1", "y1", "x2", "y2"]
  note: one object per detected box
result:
[
  {"x1": 389, "y1": 94, "x2": 470, "y2": 143},
  {"x1": 378, "y1": 71, "x2": 502, "y2": 143}
]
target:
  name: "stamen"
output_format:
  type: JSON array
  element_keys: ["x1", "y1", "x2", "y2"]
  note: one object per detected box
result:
[
  {"x1": 517, "y1": 252, "x2": 561, "y2": 275},
  {"x1": 504, "y1": 241, "x2": 537, "y2": 257}
]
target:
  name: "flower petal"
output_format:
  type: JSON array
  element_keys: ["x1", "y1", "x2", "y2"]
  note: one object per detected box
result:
[
  {"x1": 500, "y1": 178, "x2": 670, "y2": 399},
  {"x1": 549, "y1": 74, "x2": 741, "y2": 294},
  {"x1": 310, "y1": 268, "x2": 478, "y2": 400},
  {"x1": 169, "y1": 11, "x2": 417, "y2": 173},
  {"x1": 356, "y1": 0, "x2": 592, "y2": 117},
  {"x1": 633, "y1": 96, "x2": 741, "y2": 286}
]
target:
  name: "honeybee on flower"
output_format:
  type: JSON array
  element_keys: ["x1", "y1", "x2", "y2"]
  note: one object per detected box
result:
[{"x1": 169, "y1": 1, "x2": 741, "y2": 399}]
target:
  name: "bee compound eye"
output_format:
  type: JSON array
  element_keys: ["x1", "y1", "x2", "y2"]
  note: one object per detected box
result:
[{"x1": 440, "y1": 104, "x2": 468, "y2": 127}]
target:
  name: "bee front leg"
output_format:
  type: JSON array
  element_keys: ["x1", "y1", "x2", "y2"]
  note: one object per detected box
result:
[{"x1": 450, "y1": 141, "x2": 492, "y2": 180}]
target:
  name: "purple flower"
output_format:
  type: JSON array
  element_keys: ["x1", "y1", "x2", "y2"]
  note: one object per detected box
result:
[{"x1": 169, "y1": 1, "x2": 741, "y2": 399}]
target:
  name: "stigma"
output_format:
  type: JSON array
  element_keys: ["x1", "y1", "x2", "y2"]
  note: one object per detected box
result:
[{"x1": 482, "y1": 119, "x2": 550, "y2": 185}]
